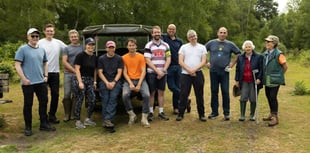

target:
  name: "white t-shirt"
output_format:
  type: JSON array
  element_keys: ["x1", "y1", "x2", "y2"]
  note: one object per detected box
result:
[
  {"x1": 38, "y1": 38, "x2": 67, "y2": 72},
  {"x1": 178, "y1": 43, "x2": 207, "y2": 74}
]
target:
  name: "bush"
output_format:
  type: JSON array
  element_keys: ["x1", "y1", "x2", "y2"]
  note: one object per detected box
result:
[
  {"x1": 293, "y1": 80, "x2": 309, "y2": 95},
  {"x1": 0, "y1": 61, "x2": 15, "y2": 79}
]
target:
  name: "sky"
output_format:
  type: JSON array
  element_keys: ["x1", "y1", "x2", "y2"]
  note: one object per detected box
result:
[{"x1": 274, "y1": 0, "x2": 289, "y2": 13}]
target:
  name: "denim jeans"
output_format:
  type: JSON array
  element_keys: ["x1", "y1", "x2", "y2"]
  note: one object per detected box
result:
[
  {"x1": 47, "y1": 72, "x2": 60, "y2": 116},
  {"x1": 22, "y1": 83, "x2": 48, "y2": 128},
  {"x1": 122, "y1": 79, "x2": 150, "y2": 113},
  {"x1": 167, "y1": 65, "x2": 181, "y2": 110},
  {"x1": 179, "y1": 71, "x2": 205, "y2": 117},
  {"x1": 99, "y1": 81, "x2": 122, "y2": 121},
  {"x1": 210, "y1": 70, "x2": 230, "y2": 116}
]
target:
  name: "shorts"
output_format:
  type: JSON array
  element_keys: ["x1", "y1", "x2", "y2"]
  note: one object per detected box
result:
[{"x1": 146, "y1": 73, "x2": 166, "y2": 92}]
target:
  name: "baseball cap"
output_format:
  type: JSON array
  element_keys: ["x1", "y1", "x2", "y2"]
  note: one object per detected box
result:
[
  {"x1": 27, "y1": 28, "x2": 40, "y2": 35},
  {"x1": 265, "y1": 35, "x2": 279, "y2": 45},
  {"x1": 85, "y1": 37, "x2": 95, "y2": 45},
  {"x1": 106, "y1": 41, "x2": 116, "y2": 48}
]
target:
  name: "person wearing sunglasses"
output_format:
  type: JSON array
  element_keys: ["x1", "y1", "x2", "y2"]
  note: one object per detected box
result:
[{"x1": 15, "y1": 28, "x2": 56, "y2": 136}]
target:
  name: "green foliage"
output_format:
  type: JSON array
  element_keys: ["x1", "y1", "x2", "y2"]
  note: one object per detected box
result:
[
  {"x1": 0, "y1": 41, "x2": 24, "y2": 61},
  {"x1": 293, "y1": 80, "x2": 310, "y2": 95},
  {"x1": 0, "y1": 61, "x2": 15, "y2": 79}
]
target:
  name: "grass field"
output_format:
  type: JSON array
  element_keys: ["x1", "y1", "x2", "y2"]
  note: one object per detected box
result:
[{"x1": 0, "y1": 61, "x2": 309, "y2": 153}]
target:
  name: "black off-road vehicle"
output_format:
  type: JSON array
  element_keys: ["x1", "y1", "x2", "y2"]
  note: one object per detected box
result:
[{"x1": 81, "y1": 24, "x2": 153, "y2": 106}]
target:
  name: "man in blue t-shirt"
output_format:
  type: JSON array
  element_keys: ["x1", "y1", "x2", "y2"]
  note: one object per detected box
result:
[
  {"x1": 205, "y1": 27, "x2": 241, "y2": 121},
  {"x1": 15, "y1": 28, "x2": 56, "y2": 136}
]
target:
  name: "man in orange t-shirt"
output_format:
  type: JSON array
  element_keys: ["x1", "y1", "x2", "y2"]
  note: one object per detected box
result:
[{"x1": 122, "y1": 38, "x2": 150, "y2": 128}]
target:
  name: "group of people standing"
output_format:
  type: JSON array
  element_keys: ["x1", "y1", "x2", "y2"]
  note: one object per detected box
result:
[{"x1": 14, "y1": 23, "x2": 287, "y2": 136}]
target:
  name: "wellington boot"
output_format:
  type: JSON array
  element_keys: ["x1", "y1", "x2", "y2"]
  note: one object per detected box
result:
[
  {"x1": 62, "y1": 99, "x2": 71, "y2": 122},
  {"x1": 249, "y1": 102, "x2": 256, "y2": 121},
  {"x1": 127, "y1": 110, "x2": 137, "y2": 126},
  {"x1": 239, "y1": 102, "x2": 246, "y2": 121},
  {"x1": 263, "y1": 113, "x2": 272, "y2": 121},
  {"x1": 268, "y1": 114, "x2": 279, "y2": 127},
  {"x1": 141, "y1": 113, "x2": 150, "y2": 128}
]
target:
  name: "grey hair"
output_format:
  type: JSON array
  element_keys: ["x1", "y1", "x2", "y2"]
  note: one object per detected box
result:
[
  {"x1": 187, "y1": 29, "x2": 197, "y2": 38},
  {"x1": 242, "y1": 40, "x2": 255, "y2": 50}
]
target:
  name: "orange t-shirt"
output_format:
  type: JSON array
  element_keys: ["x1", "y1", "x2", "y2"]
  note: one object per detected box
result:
[
  {"x1": 278, "y1": 54, "x2": 286, "y2": 65},
  {"x1": 122, "y1": 53, "x2": 146, "y2": 80}
]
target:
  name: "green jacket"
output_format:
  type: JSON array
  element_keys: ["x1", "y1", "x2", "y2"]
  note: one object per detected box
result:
[{"x1": 263, "y1": 48, "x2": 285, "y2": 87}]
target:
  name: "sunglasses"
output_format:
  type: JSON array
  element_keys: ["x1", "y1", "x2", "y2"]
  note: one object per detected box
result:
[
  {"x1": 265, "y1": 40, "x2": 273, "y2": 43},
  {"x1": 31, "y1": 35, "x2": 39, "y2": 38}
]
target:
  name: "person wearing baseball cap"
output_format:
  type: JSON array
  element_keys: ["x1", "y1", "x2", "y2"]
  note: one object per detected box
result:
[
  {"x1": 15, "y1": 28, "x2": 56, "y2": 136},
  {"x1": 72, "y1": 37, "x2": 97, "y2": 129},
  {"x1": 262, "y1": 35, "x2": 288, "y2": 127},
  {"x1": 98, "y1": 40, "x2": 123, "y2": 132}
]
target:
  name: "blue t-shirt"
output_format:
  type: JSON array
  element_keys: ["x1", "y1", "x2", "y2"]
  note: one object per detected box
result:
[
  {"x1": 14, "y1": 44, "x2": 48, "y2": 85},
  {"x1": 205, "y1": 39, "x2": 241, "y2": 72}
]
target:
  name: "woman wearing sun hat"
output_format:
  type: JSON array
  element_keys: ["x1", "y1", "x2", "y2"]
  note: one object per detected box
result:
[{"x1": 262, "y1": 35, "x2": 288, "y2": 126}]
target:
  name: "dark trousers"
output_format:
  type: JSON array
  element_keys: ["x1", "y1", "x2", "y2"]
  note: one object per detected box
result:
[
  {"x1": 47, "y1": 73, "x2": 60, "y2": 116},
  {"x1": 167, "y1": 65, "x2": 181, "y2": 110},
  {"x1": 210, "y1": 71, "x2": 230, "y2": 116},
  {"x1": 265, "y1": 86, "x2": 280, "y2": 114},
  {"x1": 179, "y1": 71, "x2": 205, "y2": 117},
  {"x1": 22, "y1": 83, "x2": 48, "y2": 128}
]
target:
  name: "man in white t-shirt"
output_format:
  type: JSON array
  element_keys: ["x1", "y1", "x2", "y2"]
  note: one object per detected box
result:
[
  {"x1": 38, "y1": 23, "x2": 67, "y2": 124},
  {"x1": 176, "y1": 29, "x2": 208, "y2": 122}
]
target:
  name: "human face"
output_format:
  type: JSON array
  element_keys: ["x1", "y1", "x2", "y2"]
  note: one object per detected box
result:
[
  {"x1": 152, "y1": 28, "x2": 161, "y2": 41},
  {"x1": 27, "y1": 33, "x2": 40, "y2": 46},
  {"x1": 106, "y1": 46, "x2": 115, "y2": 56},
  {"x1": 244, "y1": 44, "x2": 253, "y2": 55},
  {"x1": 85, "y1": 43, "x2": 95, "y2": 53},
  {"x1": 265, "y1": 40, "x2": 274, "y2": 50},
  {"x1": 187, "y1": 33, "x2": 197, "y2": 43},
  {"x1": 217, "y1": 27, "x2": 227, "y2": 41},
  {"x1": 127, "y1": 41, "x2": 137, "y2": 53},
  {"x1": 69, "y1": 33, "x2": 79, "y2": 45},
  {"x1": 44, "y1": 27, "x2": 55, "y2": 39},
  {"x1": 167, "y1": 25, "x2": 176, "y2": 37}
]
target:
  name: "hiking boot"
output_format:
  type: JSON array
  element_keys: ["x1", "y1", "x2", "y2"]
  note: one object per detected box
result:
[
  {"x1": 147, "y1": 113, "x2": 154, "y2": 121},
  {"x1": 263, "y1": 114, "x2": 272, "y2": 121},
  {"x1": 84, "y1": 118, "x2": 96, "y2": 126},
  {"x1": 268, "y1": 114, "x2": 279, "y2": 127},
  {"x1": 199, "y1": 116, "x2": 207, "y2": 122},
  {"x1": 141, "y1": 113, "x2": 150, "y2": 128},
  {"x1": 103, "y1": 120, "x2": 114, "y2": 128},
  {"x1": 208, "y1": 113, "x2": 218, "y2": 119},
  {"x1": 40, "y1": 123, "x2": 56, "y2": 131},
  {"x1": 224, "y1": 115, "x2": 230, "y2": 121},
  {"x1": 176, "y1": 115, "x2": 183, "y2": 121},
  {"x1": 173, "y1": 109, "x2": 179, "y2": 115},
  {"x1": 186, "y1": 99, "x2": 191, "y2": 113},
  {"x1": 158, "y1": 112, "x2": 169, "y2": 121},
  {"x1": 127, "y1": 110, "x2": 137, "y2": 125},
  {"x1": 75, "y1": 120, "x2": 86, "y2": 129}
]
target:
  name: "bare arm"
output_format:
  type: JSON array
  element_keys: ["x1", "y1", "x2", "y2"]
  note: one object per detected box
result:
[
  {"x1": 282, "y1": 63, "x2": 288, "y2": 73},
  {"x1": 229, "y1": 54, "x2": 240, "y2": 68},
  {"x1": 74, "y1": 64, "x2": 84, "y2": 89},
  {"x1": 164, "y1": 56, "x2": 171, "y2": 72},
  {"x1": 15, "y1": 61, "x2": 30, "y2": 85},
  {"x1": 62, "y1": 55, "x2": 75, "y2": 73}
]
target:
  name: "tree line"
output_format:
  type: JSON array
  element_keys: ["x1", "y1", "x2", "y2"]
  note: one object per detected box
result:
[{"x1": 0, "y1": 0, "x2": 308, "y2": 52}]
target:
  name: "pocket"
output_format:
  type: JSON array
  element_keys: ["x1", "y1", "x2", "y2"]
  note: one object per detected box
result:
[{"x1": 267, "y1": 73, "x2": 284, "y2": 85}]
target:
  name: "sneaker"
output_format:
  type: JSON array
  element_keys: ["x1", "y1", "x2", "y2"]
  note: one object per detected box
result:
[
  {"x1": 103, "y1": 120, "x2": 114, "y2": 127},
  {"x1": 75, "y1": 120, "x2": 86, "y2": 129},
  {"x1": 208, "y1": 114, "x2": 218, "y2": 119},
  {"x1": 84, "y1": 118, "x2": 96, "y2": 126},
  {"x1": 147, "y1": 113, "x2": 154, "y2": 121},
  {"x1": 224, "y1": 115, "x2": 230, "y2": 121},
  {"x1": 158, "y1": 112, "x2": 169, "y2": 121},
  {"x1": 199, "y1": 116, "x2": 207, "y2": 122},
  {"x1": 176, "y1": 116, "x2": 183, "y2": 121}
]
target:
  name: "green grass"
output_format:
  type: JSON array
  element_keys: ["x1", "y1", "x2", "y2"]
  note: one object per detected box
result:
[{"x1": 0, "y1": 61, "x2": 309, "y2": 153}]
